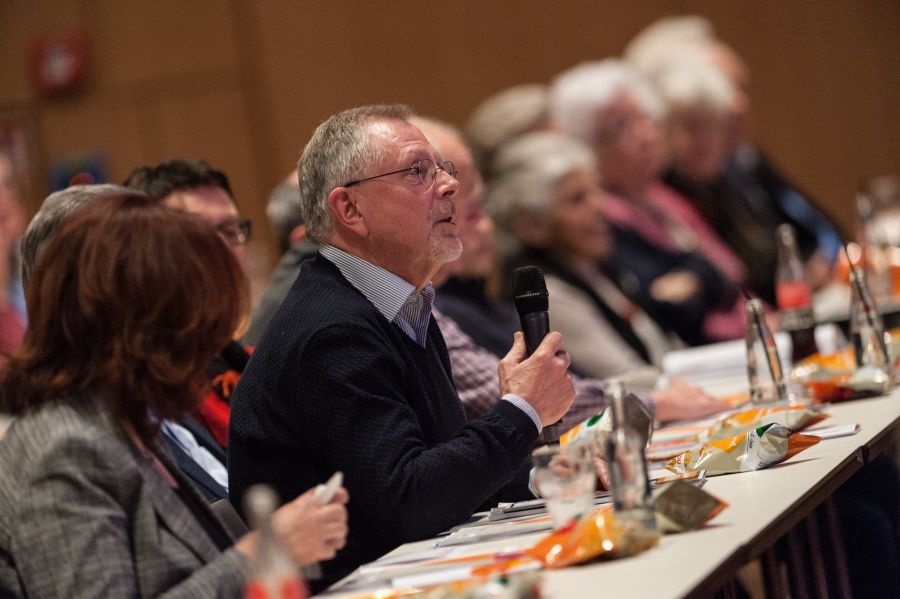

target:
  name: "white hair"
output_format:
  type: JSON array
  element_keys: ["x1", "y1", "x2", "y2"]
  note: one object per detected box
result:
[
  {"x1": 550, "y1": 59, "x2": 666, "y2": 147},
  {"x1": 21, "y1": 184, "x2": 138, "y2": 285},
  {"x1": 465, "y1": 84, "x2": 549, "y2": 177},
  {"x1": 487, "y1": 132, "x2": 596, "y2": 255},
  {"x1": 656, "y1": 60, "x2": 734, "y2": 113},
  {"x1": 624, "y1": 15, "x2": 716, "y2": 81}
]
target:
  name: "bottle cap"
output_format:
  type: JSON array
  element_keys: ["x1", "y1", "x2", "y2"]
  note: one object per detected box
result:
[
  {"x1": 777, "y1": 224, "x2": 797, "y2": 245},
  {"x1": 850, "y1": 267, "x2": 868, "y2": 284},
  {"x1": 744, "y1": 297, "x2": 765, "y2": 316},
  {"x1": 243, "y1": 484, "x2": 279, "y2": 528}
]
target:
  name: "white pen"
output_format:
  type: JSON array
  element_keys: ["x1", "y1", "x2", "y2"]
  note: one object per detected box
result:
[{"x1": 313, "y1": 471, "x2": 343, "y2": 503}]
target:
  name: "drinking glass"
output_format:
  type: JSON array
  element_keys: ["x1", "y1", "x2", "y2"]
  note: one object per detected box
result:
[{"x1": 531, "y1": 441, "x2": 596, "y2": 529}]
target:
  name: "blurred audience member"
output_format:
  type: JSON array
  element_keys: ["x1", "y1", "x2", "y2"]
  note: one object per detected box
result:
[
  {"x1": 0, "y1": 193, "x2": 347, "y2": 598},
  {"x1": 626, "y1": 15, "x2": 840, "y2": 294},
  {"x1": 243, "y1": 173, "x2": 318, "y2": 346},
  {"x1": 416, "y1": 116, "x2": 725, "y2": 425},
  {"x1": 0, "y1": 156, "x2": 26, "y2": 365},
  {"x1": 413, "y1": 117, "x2": 520, "y2": 357},
  {"x1": 465, "y1": 84, "x2": 553, "y2": 181},
  {"x1": 125, "y1": 159, "x2": 252, "y2": 449},
  {"x1": 550, "y1": 60, "x2": 745, "y2": 344},
  {"x1": 654, "y1": 59, "x2": 814, "y2": 305},
  {"x1": 490, "y1": 131, "x2": 675, "y2": 385}
]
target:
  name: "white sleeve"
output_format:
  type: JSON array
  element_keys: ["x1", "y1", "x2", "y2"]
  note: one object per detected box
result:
[{"x1": 546, "y1": 276, "x2": 661, "y2": 387}]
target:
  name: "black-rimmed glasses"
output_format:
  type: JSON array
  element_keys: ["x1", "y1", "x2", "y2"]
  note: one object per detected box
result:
[
  {"x1": 217, "y1": 219, "x2": 252, "y2": 247},
  {"x1": 344, "y1": 159, "x2": 457, "y2": 188}
]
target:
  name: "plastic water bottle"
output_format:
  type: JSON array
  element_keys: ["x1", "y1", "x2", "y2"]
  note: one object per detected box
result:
[
  {"x1": 849, "y1": 267, "x2": 890, "y2": 376},
  {"x1": 243, "y1": 485, "x2": 307, "y2": 599},
  {"x1": 605, "y1": 381, "x2": 655, "y2": 530},
  {"x1": 745, "y1": 298, "x2": 787, "y2": 404}
]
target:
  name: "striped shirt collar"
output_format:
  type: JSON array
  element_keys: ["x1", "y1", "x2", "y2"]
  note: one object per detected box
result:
[{"x1": 319, "y1": 244, "x2": 435, "y2": 347}]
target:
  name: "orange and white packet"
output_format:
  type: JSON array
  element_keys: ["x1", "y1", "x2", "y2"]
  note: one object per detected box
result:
[
  {"x1": 666, "y1": 423, "x2": 820, "y2": 477},
  {"x1": 699, "y1": 407, "x2": 827, "y2": 443}
]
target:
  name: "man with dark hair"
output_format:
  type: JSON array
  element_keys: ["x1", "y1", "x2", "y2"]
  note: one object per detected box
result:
[
  {"x1": 124, "y1": 159, "x2": 251, "y2": 268},
  {"x1": 125, "y1": 159, "x2": 252, "y2": 453},
  {"x1": 229, "y1": 104, "x2": 576, "y2": 590}
]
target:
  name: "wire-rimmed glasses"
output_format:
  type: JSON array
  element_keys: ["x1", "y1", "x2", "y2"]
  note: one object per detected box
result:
[
  {"x1": 216, "y1": 219, "x2": 252, "y2": 247},
  {"x1": 344, "y1": 159, "x2": 457, "y2": 188}
]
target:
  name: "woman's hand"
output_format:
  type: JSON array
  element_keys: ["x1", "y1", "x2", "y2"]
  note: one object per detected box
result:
[{"x1": 236, "y1": 485, "x2": 349, "y2": 566}]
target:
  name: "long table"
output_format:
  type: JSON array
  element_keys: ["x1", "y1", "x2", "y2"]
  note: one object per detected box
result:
[{"x1": 321, "y1": 392, "x2": 900, "y2": 599}]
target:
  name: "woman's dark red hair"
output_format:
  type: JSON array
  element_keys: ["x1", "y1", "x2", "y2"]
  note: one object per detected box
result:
[{"x1": 0, "y1": 193, "x2": 249, "y2": 442}]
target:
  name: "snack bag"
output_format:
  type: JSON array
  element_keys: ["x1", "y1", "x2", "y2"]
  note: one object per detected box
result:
[
  {"x1": 560, "y1": 395, "x2": 653, "y2": 454},
  {"x1": 666, "y1": 423, "x2": 820, "y2": 477},
  {"x1": 560, "y1": 410, "x2": 607, "y2": 455},
  {"x1": 527, "y1": 505, "x2": 659, "y2": 568},
  {"x1": 653, "y1": 480, "x2": 729, "y2": 534},
  {"x1": 700, "y1": 407, "x2": 827, "y2": 442}
]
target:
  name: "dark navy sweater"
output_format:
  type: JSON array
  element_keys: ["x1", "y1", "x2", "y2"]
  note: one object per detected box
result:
[{"x1": 228, "y1": 255, "x2": 537, "y2": 590}]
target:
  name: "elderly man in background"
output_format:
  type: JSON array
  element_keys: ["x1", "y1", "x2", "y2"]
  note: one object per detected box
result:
[
  {"x1": 229, "y1": 104, "x2": 576, "y2": 590},
  {"x1": 242, "y1": 174, "x2": 318, "y2": 346},
  {"x1": 413, "y1": 115, "x2": 725, "y2": 425}
]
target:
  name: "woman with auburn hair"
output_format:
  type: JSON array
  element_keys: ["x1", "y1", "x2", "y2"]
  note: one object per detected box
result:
[{"x1": 0, "y1": 194, "x2": 348, "y2": 598}]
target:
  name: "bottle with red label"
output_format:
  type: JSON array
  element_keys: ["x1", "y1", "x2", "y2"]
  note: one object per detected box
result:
[
  {"x1": 243, "y1": 485, "x2": 307, "y2": 599},
  {"x1": 775, "y1": 224, "x2": 818, "y2": 362}
]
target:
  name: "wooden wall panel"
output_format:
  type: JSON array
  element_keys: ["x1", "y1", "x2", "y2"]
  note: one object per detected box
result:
[
  {"x1": 36, "y1": 96, "x2": 143, "y2": 188},
  {"x1": 151, "y1": 87, "x2": 276, "y2": 268},
  {"x1": 78, "y1": 0, "x2": 241, "y2": 90},
  {"x1": 152, "y1": 89, "x2": 263, "y2": 218}
]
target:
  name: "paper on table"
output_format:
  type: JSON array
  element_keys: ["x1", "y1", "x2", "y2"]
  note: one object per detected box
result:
[
  {"x1": 435, "y1": 520, "x2": 553, "y2": 547},
  {"x1": 391, "y1": 560, "x2": 542, "y2": 589},
  {"x1": 358, "y1": 547, "x2": 465, "y2": 574},
  {"x1": 803, "y1": 423, "x2": 861, "y2": 439},
  {"x1": 661, "y1": 334, "x2": 792, "y2": 385}
]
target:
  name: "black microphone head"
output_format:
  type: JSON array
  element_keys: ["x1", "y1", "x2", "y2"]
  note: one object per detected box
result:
[{"x1": 513, "y1": 266, "x2": 549, "y2": 315}]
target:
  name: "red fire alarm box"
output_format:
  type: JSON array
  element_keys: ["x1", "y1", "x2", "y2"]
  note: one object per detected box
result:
[{"x1": 29, "y1": 29, "x2": 89, "y2": 96}]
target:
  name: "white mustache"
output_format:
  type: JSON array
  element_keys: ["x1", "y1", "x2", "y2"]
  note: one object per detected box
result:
[{"x1": 430, "y1": 204, "x2": 456, "y2": 222}]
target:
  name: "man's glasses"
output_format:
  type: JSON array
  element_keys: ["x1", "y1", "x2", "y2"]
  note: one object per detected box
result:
[
  {"x1": 344, "y1": 159, "x2": 457, "y2": 188},
  {"x1": 216, "y1": 219, "x2": 252, "y2": 247}
]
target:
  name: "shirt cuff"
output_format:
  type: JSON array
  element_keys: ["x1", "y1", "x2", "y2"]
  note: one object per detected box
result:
[
  {"x1": 528, "y1": 466, "x2": 540, "y2": 498},
  {"x1": 501, "y1": 393, "x2": 542, "y2": 434}
]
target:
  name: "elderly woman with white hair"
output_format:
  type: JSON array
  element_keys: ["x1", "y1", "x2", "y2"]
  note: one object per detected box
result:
[
  {"x1": 657, "y1": 59, "x2": 821, "y2": 305},
  {"x1": 490, "y1": 131, "x2": 678, "y2": 385},
  {"x1": 549, "y1": 59, "x2": 746, "y2": 345}
]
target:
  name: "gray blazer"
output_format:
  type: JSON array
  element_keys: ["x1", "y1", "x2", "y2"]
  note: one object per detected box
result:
[{"x1": 0, "y1": 395, "x2": 247, "y2": 598}]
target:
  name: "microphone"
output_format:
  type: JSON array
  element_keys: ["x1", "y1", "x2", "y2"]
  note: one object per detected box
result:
[{"x1": 513, "y1": 266, "x2": 561, "y2": 445}]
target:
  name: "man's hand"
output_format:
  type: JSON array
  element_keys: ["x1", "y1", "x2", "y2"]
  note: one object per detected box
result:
[
  {"x1": 498, "y1": 331, "x2": 575, "y2": 426},
  {"x1": 650, "y1": 271, "x2": 702, "y2": 304},
  {"x1": 651, "y1": 380, "x2": 728, "y2": 423}
]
